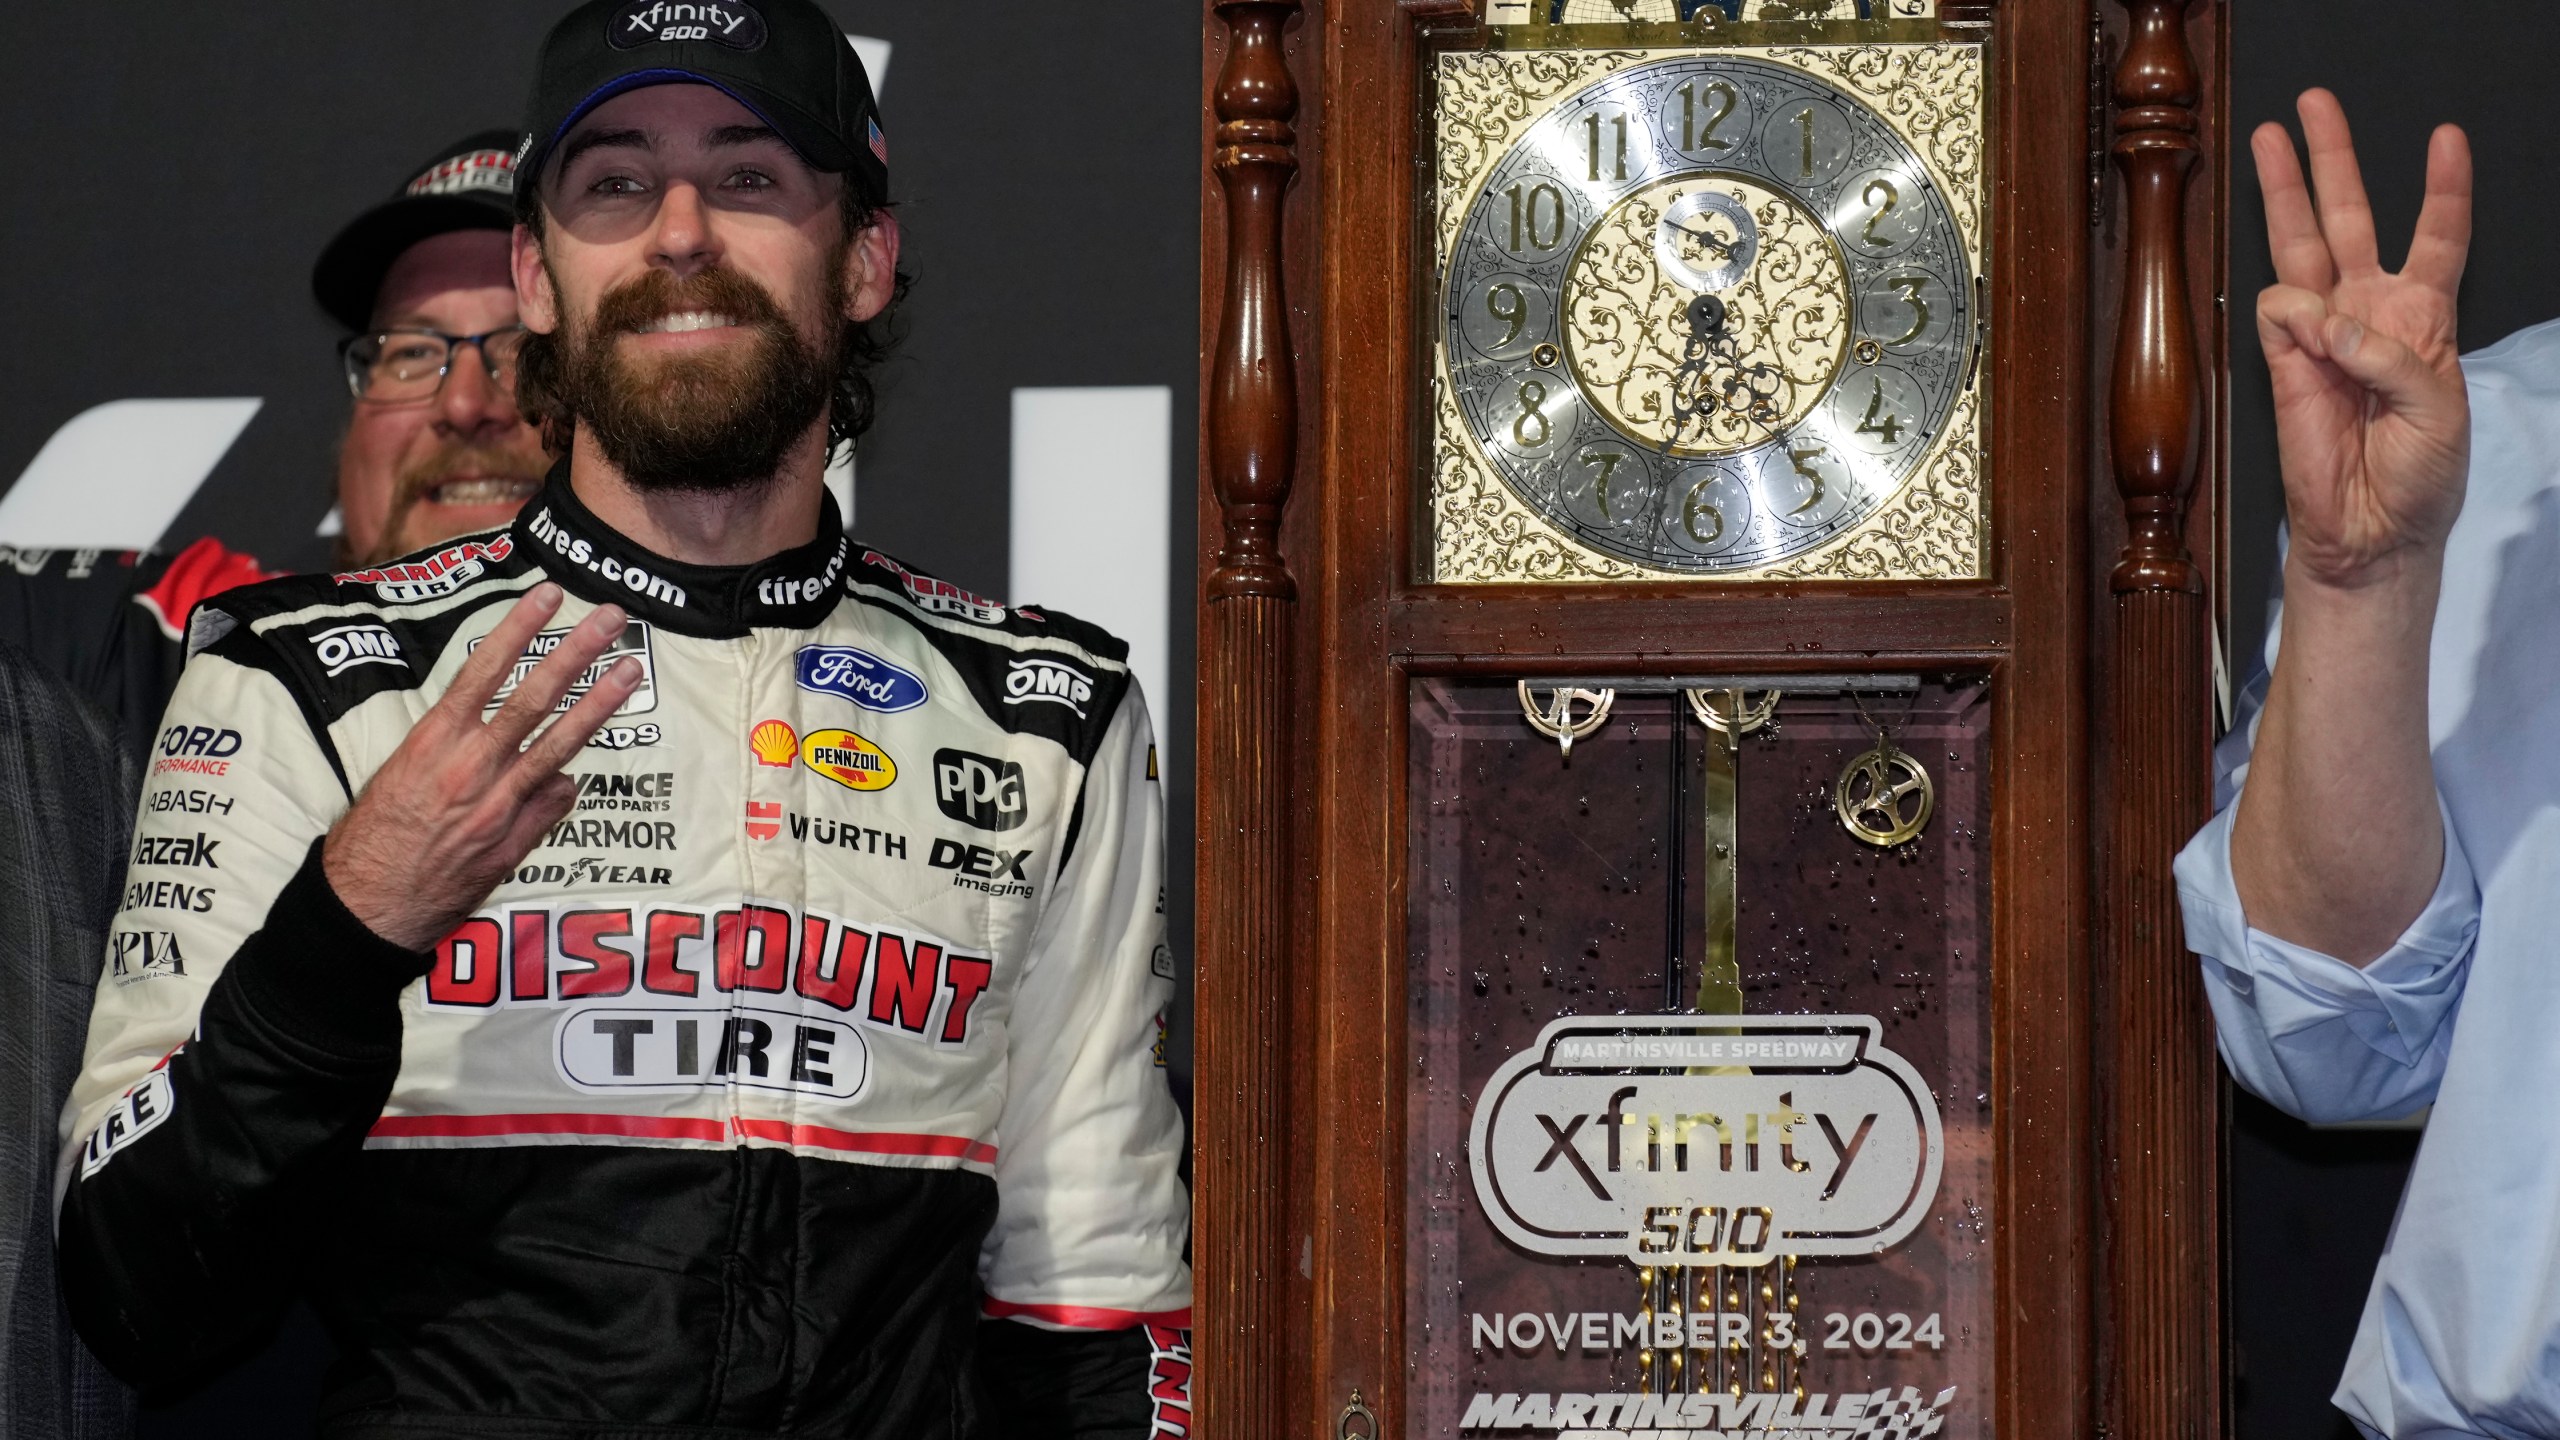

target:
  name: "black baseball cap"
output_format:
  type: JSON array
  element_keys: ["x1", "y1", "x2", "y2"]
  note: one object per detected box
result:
[
  {"x1": 311, "y1": 130, "x2": 524, "y2": 333},
  {"x1": 514, "y1": 0, "x2": 888, "y2": 218}
]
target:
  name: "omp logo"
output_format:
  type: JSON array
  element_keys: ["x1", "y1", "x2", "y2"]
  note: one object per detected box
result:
[
  {"x1": 1003, "y1": 657, "x2": 1093, "y2": 718},
  {"x1": 609, "y1": 0, "x2": 767, "y2": 49},
  {"x1": 933, "y1": 749, "x2": 1026, "y2": 832},
  {"x1": 0, "y1": 399, "x2": 261, "y2": 551},
  {"x1": 309, "y1": 622, "x2": 404, "y2": 677},
  {"x1": 794, "y1": 645, "x2": 927, "y2": 713}
]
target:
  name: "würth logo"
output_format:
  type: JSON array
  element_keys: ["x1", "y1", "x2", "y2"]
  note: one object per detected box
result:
[{"x1": 609, "y1": 0, "x2": 767, "y2": 49}]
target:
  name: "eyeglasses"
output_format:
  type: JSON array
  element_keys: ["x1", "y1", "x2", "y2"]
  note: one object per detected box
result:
[{"x1": 338, "y1": 325, "x2": 528, "y2": 403}]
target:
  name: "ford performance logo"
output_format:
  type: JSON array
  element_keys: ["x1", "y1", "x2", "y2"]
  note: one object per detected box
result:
[{"x1": 795, "y1": 646, "x2": 928, "y2": 713}]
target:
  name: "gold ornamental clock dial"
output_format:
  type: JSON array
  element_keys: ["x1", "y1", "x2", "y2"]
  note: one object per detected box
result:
[{"x1": 1430, "y1": 36, "x2": 1986, "y2": 582}]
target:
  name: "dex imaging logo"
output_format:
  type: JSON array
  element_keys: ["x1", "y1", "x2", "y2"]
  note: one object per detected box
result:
[
  {"x1": 934, "y1": 749, "x2": 1027, "y2": 832},
  {"x1": 1003, "y1": 657, "x2": 1094, "y2": 718}
]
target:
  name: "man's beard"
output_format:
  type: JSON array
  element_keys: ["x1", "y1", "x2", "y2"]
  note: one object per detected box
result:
[{"x1": 549, "y1": 262, "x2": 838, "y2": 495}]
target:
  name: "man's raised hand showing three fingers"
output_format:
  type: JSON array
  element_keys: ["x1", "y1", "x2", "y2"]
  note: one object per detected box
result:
[
  {"x1": 2232, "y1": 89, "x2": 2474, "y2": 965},
  {"x1": 322, "y1": 582, "x2": 642, "y2": 952}
]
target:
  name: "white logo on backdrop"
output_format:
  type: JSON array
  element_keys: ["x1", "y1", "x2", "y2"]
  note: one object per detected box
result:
[{"x1": 0, "y1": 399, "x2": 262, "y2": 551}]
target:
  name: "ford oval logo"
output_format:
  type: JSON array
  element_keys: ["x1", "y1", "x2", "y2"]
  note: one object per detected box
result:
[{"x1": 794, "y1": 646, "x2": 928, "y2": 713}]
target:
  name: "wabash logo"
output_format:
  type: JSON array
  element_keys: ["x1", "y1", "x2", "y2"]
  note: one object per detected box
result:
[
  {"x1": 425, "y1": 904, "x2": 994, "y2": 1050},
  {"x1": 152, "y1": 724, "x2": 241, "y2": 777},
  {"x1": 1004, "y1": 657, "x2": 1094, "y2": 719},
  {"x1": 1144, "y1": 1326, "x2": 1192, "y2": 1438},
  {"x1": 109, "y1": 929, "x2": 186, "y2": 983},
  {"x1": 608, "y1": 0, "x2": 767, "y2": 49},
  {"x1": 933, "y1": 749, "x2": 1026, "y2": 832},
  {"x1": 308, "y1": 622, "x2": 404, "y2": 677}
]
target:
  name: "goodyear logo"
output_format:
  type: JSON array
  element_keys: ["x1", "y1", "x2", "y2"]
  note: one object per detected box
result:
[{"x1": 802, "y1": 728, "x2": 895, "y2": 792}]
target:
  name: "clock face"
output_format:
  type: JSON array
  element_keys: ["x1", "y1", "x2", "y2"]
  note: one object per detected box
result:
[{"x1": 1442, "y1": 54, "x2": 1974, "y2": 573}]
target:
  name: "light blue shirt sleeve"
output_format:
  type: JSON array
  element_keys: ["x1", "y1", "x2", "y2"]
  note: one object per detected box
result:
[
  {"x1": 2175, "y1": 793, "x2": 2476, "y2": 1124},
  {"x1": 2176, "y1": 519, "x2": 2477, "y2": 1125}
]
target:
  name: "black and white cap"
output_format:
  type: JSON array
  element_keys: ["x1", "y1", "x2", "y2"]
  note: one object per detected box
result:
[
  {"x1": 312, "y1": 130, "x2": 525, "y2": 333},
  {"x1": 515, "y1": 0, "x2": 888, "y2": 217}
]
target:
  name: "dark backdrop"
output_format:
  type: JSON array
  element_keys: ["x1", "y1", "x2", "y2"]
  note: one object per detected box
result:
[
  {"x1": 2224, "y1": 4, "x2": 2560, "y2": 1437},
  {"x1": 0, "y1": 4, "x2": 1199, "y2": 1432}
]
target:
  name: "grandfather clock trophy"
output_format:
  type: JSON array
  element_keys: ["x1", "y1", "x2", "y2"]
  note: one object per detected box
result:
[{"x1": 1196, "y1": 0, "x2": 2227, "y2": 1436}]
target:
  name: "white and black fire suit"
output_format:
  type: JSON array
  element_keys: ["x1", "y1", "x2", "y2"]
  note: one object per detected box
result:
[{"x1": 54, "y1": 472, "x2": 1194, "y2": 1437}]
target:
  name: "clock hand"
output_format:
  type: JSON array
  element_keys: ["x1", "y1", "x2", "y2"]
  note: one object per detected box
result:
[{"x1": 1667, "y1": 220, "x2": 1739, "y2": 259}]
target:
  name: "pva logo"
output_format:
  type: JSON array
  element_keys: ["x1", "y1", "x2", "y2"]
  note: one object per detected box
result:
[
  {"x1": 609, "y1": 0, "x2": 767, "y2": 48},
  {"x1": 1003, "y1": 657, "x2": 1094, "y2": 718},
  {"x1": 933, "y1": 749, "x2": 1026, "y2": 831}
]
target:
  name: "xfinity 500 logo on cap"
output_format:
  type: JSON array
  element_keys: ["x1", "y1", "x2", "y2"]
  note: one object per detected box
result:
[
  {"x1": 609, "y1": 0, "x2": 767, "y2": 48},
  {"x1": 795, "y1": 646, "x2": 927, "y2": 713}
]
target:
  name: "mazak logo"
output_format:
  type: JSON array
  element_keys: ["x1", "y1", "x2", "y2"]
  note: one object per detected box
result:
[
  {"x1": 152, "y1": 724, "x2": 242, "y2": 778},
  {"x1": 859, "y1": 549, "x2": 1006, "y2": 624},
  {"x1": 308, "y1": 622, "x2": 405, "y2": 678},
  {"x1": 1004, "y1": 657, "x2": 1094, "y2": 718},
  {"x1": 132, "y1": 832, "x2": 220, "y2": 868},
  {"x1": 934, "y1": 749, "x2": 1027, "y2": 831},
  {"x1": 473, "y1": 618, "x2": 657, "y2": 717},
  {"x1": 794, "y1": 645, "x2": 927, "y2": 713},
  {"x1": 334, "y1": 535, "x2": 512, "y2": 604},
  {"x1": 608, "y1": 0, "x2": 767, "y2": 48},
  {"x1": 108, "y1": 929, "x2": 186, "y2": 982}
]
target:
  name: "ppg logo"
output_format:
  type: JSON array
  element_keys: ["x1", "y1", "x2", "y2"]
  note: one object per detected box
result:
[
  {"x1": 1003, "y1": 657, "x2": 1094, "y2": 718},
  {"x1": 934, "y1": 749, "x2": 1027, "y2": 832}
]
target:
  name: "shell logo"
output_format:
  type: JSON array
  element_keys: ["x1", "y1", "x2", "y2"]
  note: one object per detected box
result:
[
  {"x1": 749, "y1": 719, "x2": 798, "y2": 768},
  {"x1": 801, "y1": 728, "x2": 896, "y2": 792}
]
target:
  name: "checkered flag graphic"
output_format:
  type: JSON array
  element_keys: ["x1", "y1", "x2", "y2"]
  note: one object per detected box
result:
[{"x1": 1846, "y1": 1386, "x2": 1959, "y2": 1439}]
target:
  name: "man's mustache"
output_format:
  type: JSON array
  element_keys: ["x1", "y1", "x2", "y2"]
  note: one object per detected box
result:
[{"x1": 593, "y1": 265, "x2": 792, "y2": 339}]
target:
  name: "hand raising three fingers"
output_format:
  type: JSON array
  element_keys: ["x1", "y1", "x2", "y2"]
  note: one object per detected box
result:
[
  {"x1": 2255, "y1": 89, "x2": 2473, "y2": 585},
  {"x1": 323, "y1": 582, "x2": 644, "y2": 951}
]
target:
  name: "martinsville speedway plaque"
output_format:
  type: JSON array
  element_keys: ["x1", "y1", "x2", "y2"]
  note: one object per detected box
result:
[{"x1": 1408, "y1": 680, "x2": 1991, "y2": 1436}]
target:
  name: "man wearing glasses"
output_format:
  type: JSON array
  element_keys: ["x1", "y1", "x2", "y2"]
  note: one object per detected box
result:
[{"x1": 317, "y1": 129, "x2": 552, "y2": 569}]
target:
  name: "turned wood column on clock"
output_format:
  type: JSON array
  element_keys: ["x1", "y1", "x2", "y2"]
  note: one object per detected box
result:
[
  {"x1": 1198, "y1": 2, "x2": 1301, "y2": 1435},
  {"x1": 2101, "y1": 0, "x2": 2222, "y2": 1435}
]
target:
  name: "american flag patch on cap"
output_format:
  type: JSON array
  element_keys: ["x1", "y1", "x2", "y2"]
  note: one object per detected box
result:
[{"x1": 868, "y1": 117, "x2": 888, "y2": 165}]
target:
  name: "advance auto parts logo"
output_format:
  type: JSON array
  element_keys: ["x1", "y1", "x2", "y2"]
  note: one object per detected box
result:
[
  {"x1": 609, "y1": 0, "x2": 767, "y2": 49},
  {"x1": 1470, "y1": 1014, "x2": 1942, "y2": 1266},
  {"x1": 471, "y1": 619, "x2": 657, "y2": 717},
  {"x1": 802, "y1": 728, "x2": 896, "y2": 792}
]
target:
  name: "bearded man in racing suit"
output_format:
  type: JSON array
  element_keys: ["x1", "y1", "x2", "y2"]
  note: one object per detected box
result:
[{"x1": 52, "y1": 2, "x2": 1192, "y2": 1434}]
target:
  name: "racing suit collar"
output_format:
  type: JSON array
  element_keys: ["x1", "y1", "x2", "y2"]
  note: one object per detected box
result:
[{"x1": 511, "y1": 463, "x2": 851, "y2": 638}]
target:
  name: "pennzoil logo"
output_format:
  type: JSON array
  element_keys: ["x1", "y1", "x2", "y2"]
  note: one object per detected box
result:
[
  {"x1": 802, "y1": 728, "x2": 896, "y2": 792},
  {"x1": 750, "y1": 719, "x2": 797, "y2": 767}
]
